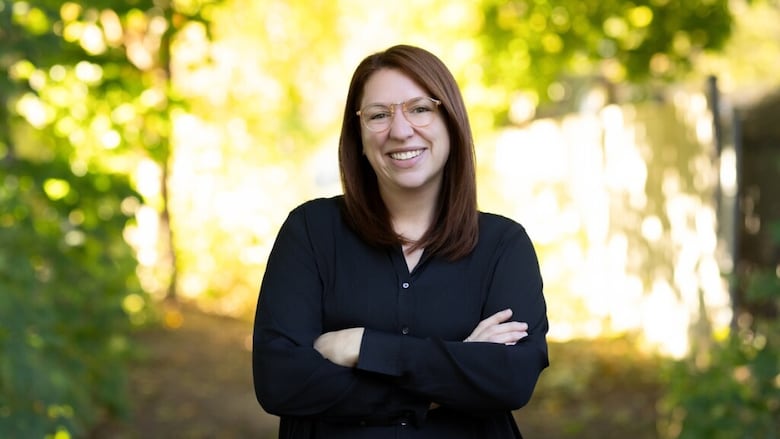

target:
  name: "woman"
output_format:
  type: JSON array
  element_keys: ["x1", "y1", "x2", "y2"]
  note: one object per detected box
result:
[{"x1": 253, "y1": 45, "x2": 548, "y2": 438}]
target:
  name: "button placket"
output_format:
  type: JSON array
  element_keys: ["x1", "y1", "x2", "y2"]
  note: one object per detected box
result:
[{"x1": 399, "y1": 280, "x2": 411, "y2": 335}]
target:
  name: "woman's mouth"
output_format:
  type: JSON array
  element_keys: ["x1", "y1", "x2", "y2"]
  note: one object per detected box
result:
[{"x1": 388, "y1": 149, "x2": 424, "y2": 161}]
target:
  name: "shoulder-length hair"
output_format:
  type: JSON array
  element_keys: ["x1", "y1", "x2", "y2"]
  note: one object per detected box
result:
[{"x1": 338, "y1": 44, "x2": 478, "y2": 261}]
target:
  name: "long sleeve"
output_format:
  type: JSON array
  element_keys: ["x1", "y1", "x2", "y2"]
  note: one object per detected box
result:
[
  {"x1": 252, "y1": 202, "x2": 429, "y2": 421},
  {"x1": 356, "y1": 223, "x2": 548, "y2": 413}
]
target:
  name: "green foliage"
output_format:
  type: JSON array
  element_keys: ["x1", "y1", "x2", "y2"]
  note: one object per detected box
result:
[
  {"x1": 478, "y1": 0, "x2": 733, "y2": 110},
  {"x1": 0, "y1": 1, "x2": 179, "y2": 436},
  {"x1": 660, "y1": 328, "x2": 780, "y2": 438},
  {"x1": 660, "y1": 228, "x2": 780, "y2": 438},
  {"x1": 0, "y1": 158, "x2": 143, "y2": 437}
]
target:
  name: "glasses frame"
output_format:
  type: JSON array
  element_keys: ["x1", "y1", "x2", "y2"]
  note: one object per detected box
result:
[{"x1": 356, "y1": 96, "x2": 442, "y2": 133}]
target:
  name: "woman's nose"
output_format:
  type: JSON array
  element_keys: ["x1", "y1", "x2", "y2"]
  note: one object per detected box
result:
[{"x1": 388, "y1": 108, "x2": 414, "y2": 139}]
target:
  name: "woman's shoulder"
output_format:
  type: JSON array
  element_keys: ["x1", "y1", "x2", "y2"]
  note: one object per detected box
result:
[
  {"x1": 273, "y1": 196, "x2": 345, "y2": 248},
  {"x1": 291, "y1": 195, "x2": 344, "y2": 216},
  {"x1": 477, "y1": 211, "x2": 531, "y2": 244},
  {"x1": 478, "y1": 211, "x2": 525, "y2": 232},
  {"x1": 285, "y1": 195, "x2": 347, "y2": 237}
]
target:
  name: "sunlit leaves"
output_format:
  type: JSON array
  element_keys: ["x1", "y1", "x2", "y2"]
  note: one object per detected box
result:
[
  {"x1": 15, "y1": 92, "x2": 52, "y2": 128},
  {"x1": 73, "y1": 61, "x2": 102, "y2": 84},
  {"x1": 542, "y1": 32, "x2": 564, "y2": 53},
  {"x1": 627, "y1": 5, "x2": 653, "y2": 28},
  {"x1": 0, "y1": 160, "x2": 143, "y2": 437},
  {"x1": 59, "y1": 2, "x2": 80, "y2": 22},
  {"x1": 479, "y1": 0, "x2": 733, "y2": 110},
  {"x1": 603, "y1": 16, "x2": 629, "y2": 39},
  {"x1": 8, "y1": 59, "x2": 36, "y2": 80},
  {"x1": 42, "y1": 178, "x2": 70, "y2": 200},
  {"x1": 174, "y1": 0, "x2": 216, "y2": 17},
  {"x1": 12, "y1": 2, "x2": 50, "y2": 35},
  {"x1": 0, "y1": 0, "x2": 177, "y2": 436},
  {"x1": 661, "y1": 317, "x2": 780, "y2": 437}
]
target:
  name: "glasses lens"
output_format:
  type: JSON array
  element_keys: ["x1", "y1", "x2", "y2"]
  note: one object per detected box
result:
[
  {"x1": 403, "y1": 98, "x2": 437, "y2": 127},
  {"x1": 361, "y1": 105, "x2": 392, "y2": 132}
]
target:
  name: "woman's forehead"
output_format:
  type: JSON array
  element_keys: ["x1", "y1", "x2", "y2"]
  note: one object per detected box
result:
[{"x1": 360, "y1": 69, "x2": 427, "y2": 106}]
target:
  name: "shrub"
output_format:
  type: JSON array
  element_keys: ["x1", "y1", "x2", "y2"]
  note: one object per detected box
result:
[
  {"x1": 659, "y1": 224, "x2": 780, "y2": 438},
  {"x1": 0, "y1": 159, "x2": 144, "y2": 438}
]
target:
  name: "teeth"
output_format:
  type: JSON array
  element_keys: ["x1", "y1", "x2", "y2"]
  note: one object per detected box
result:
[{"x1": 389, "y1": 150, "x2": 423, "y2": 160}]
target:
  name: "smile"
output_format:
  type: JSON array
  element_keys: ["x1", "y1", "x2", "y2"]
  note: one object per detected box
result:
[{"x1": 389, "y1": 149, "x2": 424, "y2": 161}]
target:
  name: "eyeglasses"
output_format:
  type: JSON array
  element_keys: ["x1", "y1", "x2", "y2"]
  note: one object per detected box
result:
[{"x1": 356, "y1": 96, "x2": 442, "y2": 132}]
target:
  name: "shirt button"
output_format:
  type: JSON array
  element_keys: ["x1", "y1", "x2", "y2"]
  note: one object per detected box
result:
[
  {"x1": 401, "y1": 326, "x2": 409, "y2": 335},
  {"x1": 401, "y1": 282, "x2": 410, "y2": 289}
]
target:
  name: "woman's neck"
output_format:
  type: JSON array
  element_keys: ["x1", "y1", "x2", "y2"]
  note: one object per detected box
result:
[{"x1": 381, "y1": 184, "x2": 439, "y2": 243}]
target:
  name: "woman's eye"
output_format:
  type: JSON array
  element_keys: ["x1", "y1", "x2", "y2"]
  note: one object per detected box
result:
[
  {"x1": 409, "y1": 105, "x2": 432, "y2": 114},
  {"x1": 369, "y1": 111, "x2": 390, "y2": 120}
]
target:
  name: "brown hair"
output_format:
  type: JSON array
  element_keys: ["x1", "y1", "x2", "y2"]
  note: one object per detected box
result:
[{"x1": 338, "y1": 45, "x2": 478, "y2": 260}]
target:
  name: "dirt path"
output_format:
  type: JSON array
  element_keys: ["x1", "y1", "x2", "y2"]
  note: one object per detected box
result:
[
  {"x1": 94, "y1": 305, "x2": 279, "y2": 439},
  {"x1": 94, "y1": 305, "x2": 661, "y2": 439}
]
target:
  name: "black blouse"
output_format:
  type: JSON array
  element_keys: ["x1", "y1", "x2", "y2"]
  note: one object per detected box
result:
[{"x1": 253, "y1": 196, "x2": 549, "y2": 439}]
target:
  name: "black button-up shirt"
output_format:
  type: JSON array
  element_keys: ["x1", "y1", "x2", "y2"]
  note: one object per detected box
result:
[{"x1": 253, "y1": 196, "x2": 549, "y2": 438}]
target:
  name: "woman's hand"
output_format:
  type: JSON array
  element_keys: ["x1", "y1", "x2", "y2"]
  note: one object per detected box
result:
[
  {"x1": 464, "y1": 309, "x2": 528, "y2": 345},
  {"x1": 314, "y1": 327, "x2": 365, "y2": 367}
]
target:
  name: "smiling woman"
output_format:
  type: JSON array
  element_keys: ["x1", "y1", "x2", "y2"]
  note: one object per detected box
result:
[
  {"x1": 356, "y1": 68, "x2": 452, "y2": 237},
  {"x1": 252, "y1": 45, "x2": 549, "y2": 439},
  {"x1": 339, "y1": 46, "x2": 479, "y2": 260}
]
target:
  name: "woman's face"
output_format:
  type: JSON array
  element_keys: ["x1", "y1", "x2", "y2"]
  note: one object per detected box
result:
[{"x1": 358, "y1": 68, "x2": 450, "y2": 198}]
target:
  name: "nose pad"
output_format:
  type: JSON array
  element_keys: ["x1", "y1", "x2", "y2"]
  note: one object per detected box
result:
[{"x1": 388, "y1": 108, "x2": 414, "y2": 138}]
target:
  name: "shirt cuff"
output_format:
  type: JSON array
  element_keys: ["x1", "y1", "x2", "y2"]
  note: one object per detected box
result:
[{"x1": 356, "y1": 328, "x2": 403, "y2": 377}]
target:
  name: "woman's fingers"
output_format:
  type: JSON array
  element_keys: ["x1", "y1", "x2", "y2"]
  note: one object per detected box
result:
[
  {"x1": 473, "y1": 309, "x2": 513, "y2": 332},
  {"x1": 480, "y1": 323, "x2": 528, "y2": 343},
  {"x1": 465, "y1": 309, "x2": 529, "y2": 344},
  {"x1": 468, "y1": 309, "x2": 512, "y2": 338},
  {"x1": 314, "y1": 328, "x2": 364, "y2": 367},
  {"x1": 466, "y1": 326, "x2": 527, "y2": 343},
  {"x1": 497, "y1": 329, "x2": 528, "y2": 345}
]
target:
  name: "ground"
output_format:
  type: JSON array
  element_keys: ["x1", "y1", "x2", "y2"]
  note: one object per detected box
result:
[
  {"x1": 93, "y1": 305, "x2": 663, "y2": 439},
  {"x1": 93, "y1": 305, "x2": 277, "y2": 439}
]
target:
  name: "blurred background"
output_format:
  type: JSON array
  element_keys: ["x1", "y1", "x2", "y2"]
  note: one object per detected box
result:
[{"x1": 1, "y1": 0, "x2": 779, "y2": 438}]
